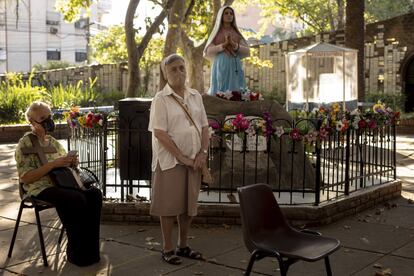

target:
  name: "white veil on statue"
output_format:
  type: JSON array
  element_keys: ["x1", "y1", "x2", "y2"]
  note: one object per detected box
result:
[{"x1": 203, "y1": 5, "x2": 246, "y2": 61}]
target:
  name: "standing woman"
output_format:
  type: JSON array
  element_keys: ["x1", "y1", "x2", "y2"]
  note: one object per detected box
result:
[
  {"x1": 204, "y1": 6, "x2": 250, "y2": 95},
  {"x1": 148, "y1": 54, "x2": 209, "y2": 265}
]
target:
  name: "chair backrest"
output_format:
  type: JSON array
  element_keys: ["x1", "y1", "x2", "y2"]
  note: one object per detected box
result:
[{"x1": 237, "y1": 183, "x2": 290, "y2": 253}]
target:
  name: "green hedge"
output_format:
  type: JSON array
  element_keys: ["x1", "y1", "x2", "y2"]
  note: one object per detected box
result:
[{"x1": 0, "y1": 71, "x2": 123, "y2": 125}]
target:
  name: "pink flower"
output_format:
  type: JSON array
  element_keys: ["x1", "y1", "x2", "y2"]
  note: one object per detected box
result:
[
  {"x1": 304, "y1": 131, "x2": 318, "y2": 143},
  {"x1": 319, "y1": 127, "x2": 329, "y2": 140},
  {"x1": 209, "y1": 120, "x2": 220, "y2": 130},
  {"x1": 232, "y1": 113, "x2": 250, "y2": 131}
]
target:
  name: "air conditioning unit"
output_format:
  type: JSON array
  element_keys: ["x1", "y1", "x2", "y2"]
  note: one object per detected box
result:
[{"x1": 49, "y1": 27, "x2": 58, "y2": 34}]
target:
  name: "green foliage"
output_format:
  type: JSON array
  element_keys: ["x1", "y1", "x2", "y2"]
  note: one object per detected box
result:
[
  {"x1": 365, "y1": 0, "x2": 414, "y2": 23},
  {"x1": 44, "y1": 78, "x2": 100, "y2": 109},
  {"x1": 55, "y1": 0, "x2": 92, "y2": 22},
  {"x1": 236, "y1": 0, "x2": 414, "y2": 35},
  {"x1": 0, "y1": 72, "x2": 45, "y2": 124},
  {"x1": 91, "y1": 25, "x2": 164, "y2": 68},
  {"x1": 0, "y1": 72, "x2": 101, "y2": 124},
  {"x1": 182, "y1": 0, "x2": 216, "y2": 43},
  {"x1": 33, "y1": 61, "x2": 75, "y2": 71},
  {"x1": 91, "y1": 25, "x2": 128, "y2": 64},
  {"x1": 244, "y1": 47, "x2": 273, "y2": 68},
  {"x1": 262, "y1": 86, "x2": 286, "y2": 104},
  {"x1": 365, "y1": 92, "x2": 406, "y2": 111}
]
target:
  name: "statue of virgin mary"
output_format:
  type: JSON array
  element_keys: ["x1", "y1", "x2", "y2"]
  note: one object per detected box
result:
[{"x1": 204, "y1": 6, "x2": 250, "y2": 95}]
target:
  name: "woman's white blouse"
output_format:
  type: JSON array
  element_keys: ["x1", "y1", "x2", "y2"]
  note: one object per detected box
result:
[{"x1": 148, "y1": 84, "x2": 209, "y2": 171}]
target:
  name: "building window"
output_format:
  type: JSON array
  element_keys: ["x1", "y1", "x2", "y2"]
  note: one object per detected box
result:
[
  {"x1": 75, "y1": 18, "x2": 88, "y2": 29},
  {"x1": 46, "y1": 11, "x2": 60, "y2": 25},
  {"x1": 75, "y1": 50, "x2": 87, "y2": 62},
  {"x1": 0, "y1": 12, "x2": 5, "y2": 26},
  {"x1": 0, "y1": 48, "x2": 6, "y2": 61},
  {"x1": 47, "y1": 49, "x2": 61, "y2": 60}
]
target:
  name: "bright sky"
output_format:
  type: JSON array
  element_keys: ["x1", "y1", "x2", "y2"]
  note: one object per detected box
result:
[{"x1": 100, "y1": 0, "x2": 161, "y2": 32}]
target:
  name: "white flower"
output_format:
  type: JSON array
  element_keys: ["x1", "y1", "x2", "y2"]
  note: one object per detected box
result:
[
  {"x1": 336, "y1": 121, "x2": 344, "y2": 132},
  {"x1": 352, "y1": 116, "x2": 360, "y2": 129},
  {"x1": 350, "y1": 109, "x2": 360, "y2": 116},
  {"x1": 275, "y1": 126, "x2": 284, "y2": 137},
  {"x1": 242, "y1": 92, "x2": 250, "y2": 101},
  {"x1": 208, "y1": 127, "x2": 214, "y2": 138}
]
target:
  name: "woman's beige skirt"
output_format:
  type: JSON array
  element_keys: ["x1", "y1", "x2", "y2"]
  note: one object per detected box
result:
[{"x1": 150, "y1": 164, "x2": 201, "y2": 217}]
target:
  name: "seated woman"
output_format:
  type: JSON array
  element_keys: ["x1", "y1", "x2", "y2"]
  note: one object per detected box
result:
[
  {"x1": 204, "y1": 5, "x2": 250, "y2": 95},
  {"x1": 14, "y1": 101, "x2": 102, "y2": 267}
]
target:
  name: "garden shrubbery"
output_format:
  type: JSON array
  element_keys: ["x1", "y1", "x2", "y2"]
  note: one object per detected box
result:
[{"x1": 0, "y1": 71, "x2": 123, "y2": 125}]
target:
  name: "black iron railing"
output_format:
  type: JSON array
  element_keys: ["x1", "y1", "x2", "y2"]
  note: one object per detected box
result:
[{"x1": 68, "y1": 115, "x2": 396, "y2": 205}]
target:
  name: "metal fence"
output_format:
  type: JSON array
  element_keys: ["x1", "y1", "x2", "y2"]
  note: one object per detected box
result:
[{"x1": 68, "y1": 115, "x2": 396, "y2": 205}]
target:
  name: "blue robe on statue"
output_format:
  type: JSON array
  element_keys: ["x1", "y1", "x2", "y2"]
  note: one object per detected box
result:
[{"x1": 209, "y1": 52, "x2": 246, "y2": 95}]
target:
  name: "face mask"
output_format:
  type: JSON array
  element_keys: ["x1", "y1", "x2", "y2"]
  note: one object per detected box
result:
[{"x1": 36, "y1": 117, "x2": 55, "y2": 133}]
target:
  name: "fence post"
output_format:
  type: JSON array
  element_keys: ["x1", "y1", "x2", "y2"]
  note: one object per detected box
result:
[
  {"x1": 393, "y1": 123, "x2": 396, "y2": 180},
  {"x1": 314, "y1": 119, "x2": 322, "y2": 206},
  {"x1": 344, "y1": 129, "x2": 350, "y2": 195}
]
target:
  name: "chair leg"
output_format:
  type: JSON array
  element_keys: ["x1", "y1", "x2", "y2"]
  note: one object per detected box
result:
[
  {"x1": 324, "y1": 256, "x2": 332, "y2": 276},
  {"x1": 34, "y1": 207, "x2": 49, "y2": 267},
  {"x1": 245, "y1": 250, "x2": 259, "y2": 276},
  {"x1": 58, "y1": 227, "x2": 65, "y2": 244},
  {"x1": 7, "y1": 202, "x2": 24, "y2": 258},
  {"x1": 277, "y1": 259, "x2": 288, "y2": 276}
]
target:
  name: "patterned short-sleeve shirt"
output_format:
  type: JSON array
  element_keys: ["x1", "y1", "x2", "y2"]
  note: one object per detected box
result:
[{"x1": 15, "y1": 132, "x2": 67, "y2": 197}]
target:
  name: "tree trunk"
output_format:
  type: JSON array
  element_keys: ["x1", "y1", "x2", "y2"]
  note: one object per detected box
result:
[
  {"x1": 125, "y1": 0, "x2": 174, "y2": 97},
  {"x1": 336, "y1": 0, "x2": 345, "y2": 30},
  {"x1": 163, "y1": 0, "x2": 185, "y2": 57},
  {"x1": 125, "y1": 0, "x2": 140, "y2": 98},
  {"x1": 345, "y1": 0, "x2": 365, "y2": 102}
]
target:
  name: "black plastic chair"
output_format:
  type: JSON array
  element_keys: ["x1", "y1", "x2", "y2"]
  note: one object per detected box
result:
[
  {"x1": 237, "y1": 184, "x2": 340, "y2": 276},
  {"x1": 8, "y1": 167, "x2": 100, "y2": 267}
]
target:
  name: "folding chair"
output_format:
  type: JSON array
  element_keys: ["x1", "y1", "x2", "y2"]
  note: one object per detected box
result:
[
  {"x1": 7, "y1": 182, "x2": 65, "y2": 267},
  {"x1": 8, "y1": 167, "x2": 100, "y2": 267}
]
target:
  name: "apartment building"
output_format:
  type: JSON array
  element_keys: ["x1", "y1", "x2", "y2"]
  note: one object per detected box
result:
[{"x1": 0, "y1": 0, "x2": 111, "y2": 73}]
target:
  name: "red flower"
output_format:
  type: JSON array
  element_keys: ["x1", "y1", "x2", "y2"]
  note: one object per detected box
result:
[
  {"x1": 249, "y1": 92, "x2": 260, "y2": 101},
  {"x1": 231, "y1": 91, "x2": 242, "y2": 101},
  {"x1": 289, "y1": 128, "x2": 302, "y2": 141},
  {"x1": 358, "y1": 119, "x2": 367, "y2": 129}
]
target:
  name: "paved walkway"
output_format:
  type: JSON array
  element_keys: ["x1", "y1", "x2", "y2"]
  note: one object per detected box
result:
[{"x1": 0, "y1": 136, "x2": 413, "y2": 276}]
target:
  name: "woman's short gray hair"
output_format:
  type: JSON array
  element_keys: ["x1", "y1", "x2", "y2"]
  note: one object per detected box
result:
[
  {"x1": 25, "y1": 101, "x2": 51, "y2": 122},
  {"x1": 159, "y1": 54, "x2": 186, "y2": 89}
]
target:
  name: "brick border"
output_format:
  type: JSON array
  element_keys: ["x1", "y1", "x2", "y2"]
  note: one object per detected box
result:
[{"x1": 101, "y1": 180, "x2": 401, "y2": 227}]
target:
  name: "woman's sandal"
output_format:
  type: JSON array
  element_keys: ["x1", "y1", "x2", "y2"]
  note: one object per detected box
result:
[
  {"x1": 175, "y1": 246, "x2": 204, "y2": 260},
  {"x1": 162, "y1": 250, "x2": 182, "y2": 265}
]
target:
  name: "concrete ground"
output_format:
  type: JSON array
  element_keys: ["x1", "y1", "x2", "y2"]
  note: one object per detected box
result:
[{"x1": 0, "y1": 135, "x2": 413, "y2": 276}]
